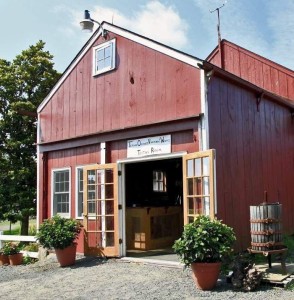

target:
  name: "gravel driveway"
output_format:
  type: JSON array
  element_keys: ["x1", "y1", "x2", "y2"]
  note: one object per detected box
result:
[{"x1": 0, "y1": 255, "x2": 293, "y2": 300}]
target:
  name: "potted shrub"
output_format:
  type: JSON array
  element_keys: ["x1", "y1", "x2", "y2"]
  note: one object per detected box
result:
[
  {"x1": 36, "y1": 215, "x2": 82, "y2": 267},
  {"x1": 173, "y1": 215, "x2": 236, "y2": 290},
  {"x1": 0, "y1": 248, "x2": 10, "y2": 266},
  {"x1": 2, "y1": 242, "x2": 23, "y2": 265}
]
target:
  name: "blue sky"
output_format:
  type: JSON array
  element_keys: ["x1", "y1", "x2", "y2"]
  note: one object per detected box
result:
[{"x1": 0, "y1": 0, "x2": 293, "y2": 72}]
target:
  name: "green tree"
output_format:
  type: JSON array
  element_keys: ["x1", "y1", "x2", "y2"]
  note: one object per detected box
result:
[{"x1": 0, "y1": 41, "x2": 60, "y2": 235}]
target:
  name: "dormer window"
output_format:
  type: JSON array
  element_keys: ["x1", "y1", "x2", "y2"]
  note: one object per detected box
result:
[{"x1": 93, "y1": 39, "x2": 116, "y2": 76}]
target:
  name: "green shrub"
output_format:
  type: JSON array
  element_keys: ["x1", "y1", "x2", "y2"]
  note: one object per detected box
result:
[
  {"x1": 23, "y1": 242, "x2": 39, "y2": 252},
  {"x1": 173, "y1": 215, "x2": 236, "y2": 267},
  {"x1": 2, "y1": 241, "x2": 21, "y2": 255},
  {"x1": 36, "y1": 215, "x2": 82, "y2": 250}
]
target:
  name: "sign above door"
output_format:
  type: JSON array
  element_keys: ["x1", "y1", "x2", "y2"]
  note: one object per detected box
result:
[{"x1": 127, "y1": 135, "x2": 171, "y2": 158}]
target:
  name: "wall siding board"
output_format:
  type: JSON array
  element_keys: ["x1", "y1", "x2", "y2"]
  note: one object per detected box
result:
[
  {"x1": 89, "y1": 55, "x2": 97, "y2": 133},
  {"x1": 82, "y1": 52, "x2": 91, "y2": 135},
  {"x1": 278, "y1": 72, "x2": 288, "y2": 99},
  {"x1": 208, "y1": 78, "x2": 226, "y2": 220},
  {"x1": 69, "y1": 69, "x2": 77, "y2": 138},
  {"x1": 63, "y1": 74, "x2": 70, "y2": 139},
  {"x1": 208, "y1": 76, "x2": 294, "y2": 250},
  {"x1": 75, "y1": 62, "x2": 84, "y2": 137},
  {"x1": 57, "y1": 86, "x2": 64, "y2": 140},
  {"x1": 132, "y1": 45, "x2": 146, "y2": 126}
]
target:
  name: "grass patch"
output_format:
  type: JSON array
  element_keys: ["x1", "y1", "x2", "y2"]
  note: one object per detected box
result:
[{"x1": 4, "y1": 227, "x2": 20, "y2": 235}]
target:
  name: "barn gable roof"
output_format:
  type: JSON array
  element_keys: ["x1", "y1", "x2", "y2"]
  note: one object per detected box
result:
[
  {"x1": 37, "y1": 22, "x2": 203, "y2": 113},
  {"x1": 206, "y1": 39, "x2": 294, "y2": 101}
]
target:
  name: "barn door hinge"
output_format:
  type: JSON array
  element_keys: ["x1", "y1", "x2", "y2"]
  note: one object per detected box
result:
[
  {"x1": 118, "y1": 204, "x2": 122, "y2": 210},
  {"x1": 118, "y1": 170, "x2": 122, "y2": 176},
  {"x1": 119, "y1": 238, "x2": 123, "y2": 244}
]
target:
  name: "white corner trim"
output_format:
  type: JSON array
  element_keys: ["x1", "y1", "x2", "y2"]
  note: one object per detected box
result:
[
  {"x1": 198, "y1": 69, "x2": 210, "y2": 151},
  {"x1": 36, "y1": 145, "x2": 40, "y2": 230}
]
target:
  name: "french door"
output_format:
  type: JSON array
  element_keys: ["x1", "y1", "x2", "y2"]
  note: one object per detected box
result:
[
  {"x1": 83, "y1": 164, "x2": 119, "y2": 256},
  {"x1": 183, "y1": 149, "x2": 216, "y2": 224}
]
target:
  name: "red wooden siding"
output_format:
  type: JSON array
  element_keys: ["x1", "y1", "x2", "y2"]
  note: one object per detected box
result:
[
  {"x1": 39, "y1": 32, "x2": 201, "y2": 144},
  {"x1": 208, "y1": 76, "x2": 294, "y2": 250},
  {"x1": 207, "y1": 40, "x2": 294, "y2": 101}
]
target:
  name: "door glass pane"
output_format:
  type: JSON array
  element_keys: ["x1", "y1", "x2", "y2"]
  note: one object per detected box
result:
[
  {"x1": 203, "y1": 197, "x2": 210, "y2": 215},
  {"x1": 187, "y1": 178, "x2": 194, "y2": 195},
  {"x1": 105, "y1": 169, "x2": 114, "y2": 183},
  {"x1": 195, "y1": 197, "x2": 202, "y2": 214},
  {"x1": 106, "y1": 232, "x2": 114, "y2": 247},
  {"x1": 194, "y1": 158, "x2": 201, "y2": 177},
  {"x1": 195, "y1": 178, "x2": 202, "y2": 195},
  {"x1": 106, "y1": 216, "x2": 114, "y2": 230},
  {"x1": 187, "y1": 159, "x2": 193, "y2": 177},
  {"x1": 88, "y1": 201, "x2": 95, "y2": 214},
  {"x1": 105, "y1": 201, "x2": 114, "y2": 214},
  {"x1": 203, "y1": 177, "x2": 210, "y2": 195},
  {"x1": 96, "y1": 170, "x2": 104, "y2": 184},
  {"x1": 105, "y1": 184, "x2": 114, "y2": 199},
  {"x1": 188, "y1": 198, "x2": 194, "y2": 215},
  {"x1": 203, "y1": 157, "x2": 209, "y2": 176},
  {"x1": 88, "y1": 170, "x2": 95, "y2": 184},
  {"x1": 188, "y1": 216, "x2": 194, "y2": 224}
]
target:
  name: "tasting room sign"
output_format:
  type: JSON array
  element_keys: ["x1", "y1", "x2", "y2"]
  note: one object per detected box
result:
[{"x1": 127, "y1": 135, "x2": 171, "y2": 158}]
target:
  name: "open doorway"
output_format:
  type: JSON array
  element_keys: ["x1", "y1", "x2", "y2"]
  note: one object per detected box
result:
[{"x1": 124, "y1": 157, "x2": 183, "y2": 260}]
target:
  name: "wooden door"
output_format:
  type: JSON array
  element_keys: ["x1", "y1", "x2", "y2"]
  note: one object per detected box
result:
[
  {"x1": 183, "y1": 149, "x2": 216, "y2": 223},
  {"x1": 83, "y1": 164, "x2": 119, "y2": 256}
]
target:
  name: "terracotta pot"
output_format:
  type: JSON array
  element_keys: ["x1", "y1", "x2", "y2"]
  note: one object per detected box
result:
[
  {"x1": 0, "y1": 254, "x2": 10, "y2": 266},
  {"x1": 191, "y1": 262, "x2": 221, "y2": 290},
  {"x1": 55, "y1": 244, "x2": 77, "y2": 267},
  {"x1": 8, "y1": 253, "x2": 23, "y2": 266}
]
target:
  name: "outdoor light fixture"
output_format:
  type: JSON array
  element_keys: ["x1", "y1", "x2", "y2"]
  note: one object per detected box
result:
[{"x1": 80, "y1": 10, "x2": 107, "y2": 37}]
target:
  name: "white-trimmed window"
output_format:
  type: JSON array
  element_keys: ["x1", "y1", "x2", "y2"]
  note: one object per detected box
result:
[
  {"x1": 153, "y1": 170, "x2": 167, "y2": 192},
  {"x1": 93, "y1": 39, "x2": 116, "y2": 76},
  {"x1": 52, "y1": 168, "x2": 71, "y2": 217},
  {"x1": 76, "y1": 167, "x2": 84, "y2": 219}
]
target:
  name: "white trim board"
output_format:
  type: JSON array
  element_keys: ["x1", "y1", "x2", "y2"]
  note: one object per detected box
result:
[{"x1": 117, "y1": 151, "x2": 187, "y2": 164}]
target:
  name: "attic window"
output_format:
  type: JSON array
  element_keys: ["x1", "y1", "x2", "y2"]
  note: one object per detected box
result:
[{"x1": 93, "y1": 39, "x2": 116, "y2": 76}]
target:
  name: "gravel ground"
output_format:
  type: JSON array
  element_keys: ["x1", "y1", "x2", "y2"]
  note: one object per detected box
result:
[{"x1": 0, "y1": 255, "x2": 293, "y2": 300}]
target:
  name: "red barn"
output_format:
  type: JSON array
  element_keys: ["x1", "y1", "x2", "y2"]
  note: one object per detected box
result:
[{"x1": 37, "y1": 23, "x2": 294, "y2": 256}]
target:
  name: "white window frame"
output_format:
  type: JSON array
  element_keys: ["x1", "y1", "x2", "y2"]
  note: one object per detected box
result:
[
  {"x1": 153, "y1": 170, "x2": 167, "y2": 192},
  {"x1": 75, "y1": 167, "x2": 84, "y2": 219},
  {"x1": 92, "y1": 39, "x2": 116, "y2": 76},
  {"x1": 51, "y1": 167, "x2": 71, "y2": 218}
]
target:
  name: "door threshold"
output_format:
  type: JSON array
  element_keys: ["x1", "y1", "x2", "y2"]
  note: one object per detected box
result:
[{"x1": 120, "y1": 256, "x2": 183, "y2": 268}]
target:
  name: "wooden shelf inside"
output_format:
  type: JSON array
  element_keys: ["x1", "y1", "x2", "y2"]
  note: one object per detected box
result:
[{"x1": 126, "y1": 206, "x2": 183, "y2": 251}]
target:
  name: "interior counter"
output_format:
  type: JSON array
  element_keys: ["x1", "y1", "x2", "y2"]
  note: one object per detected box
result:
[{"x1": 126, "y1": 206, "x2": 183, "y2": 250}]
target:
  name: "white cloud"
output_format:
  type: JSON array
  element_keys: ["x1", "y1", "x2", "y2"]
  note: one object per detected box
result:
[{"x1": 72, "y1": 1, "x2": 189, "y2": 49}]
